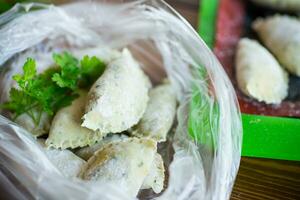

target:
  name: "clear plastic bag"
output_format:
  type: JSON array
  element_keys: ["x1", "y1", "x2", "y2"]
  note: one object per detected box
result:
[{"x1": 0, "y1": 1, "x2": 242, "y2": 199}]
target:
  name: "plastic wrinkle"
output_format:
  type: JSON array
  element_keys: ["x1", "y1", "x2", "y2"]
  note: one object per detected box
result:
[{"x1": 0, "y1": 1, "x2": 242, "y2": 200}]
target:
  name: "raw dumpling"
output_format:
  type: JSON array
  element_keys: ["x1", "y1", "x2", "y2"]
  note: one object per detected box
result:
[
  {"x1": 141, "y1": 153, "x2": 165, "y2": 194},
  {"x1": 235, "y1": 38, "x2": 288, "y2": 104},
  {"x1": 79, "y1": 138, "x2": 157, "y2": 197},
  {"x1": 76, "y1": 135, "x2": 165, "y2": 193},
  {"x1": 38, "y1": 140, "x2": 85, "y2": 178},
  {"x1": 251, "y1": 0, "x2": 300, "y2": 12},
  {"x1": 82, "y1": 49, "x2": 151, "y2": 133},
  {"x1": 46, "y1": 91, "x2": 104, "y2": 149},
  {"x1": 75, "y1": 134, "x2": 129, "y2": 160},
  {"x1": 253, "y1": 15, "x2": 300, "y2": 76},
  {"x1": 131, "y1": 82, "x2": 177, "y2": 142},
  {"x1": 15, "y1": 111, "x2": 51, "y2": 137}
]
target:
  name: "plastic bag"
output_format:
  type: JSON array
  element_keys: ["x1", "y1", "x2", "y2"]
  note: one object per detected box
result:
[{"x1": 0, "y1": 1, "x2": 242, "y2": 199}]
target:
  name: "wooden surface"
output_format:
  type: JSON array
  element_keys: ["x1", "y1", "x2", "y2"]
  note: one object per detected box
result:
[
  {"x1": 165, "y1": 0, "x2": 300, "y2": 199},
  {"x1": 232, "y1": 157, "x2": 300, "y2": 200}
]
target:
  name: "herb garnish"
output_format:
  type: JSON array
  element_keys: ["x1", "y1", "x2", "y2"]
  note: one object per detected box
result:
[{"x1": 1, "y1": 52, "x2": 105, "y2": 126}]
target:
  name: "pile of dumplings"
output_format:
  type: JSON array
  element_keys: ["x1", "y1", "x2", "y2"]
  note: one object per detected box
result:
[
  {"x1": 17, "y1": 48, "x2": 177, "y2": 197},
  {"x1": 235, "y1": 15, "x2": 300, "y2": 104}
]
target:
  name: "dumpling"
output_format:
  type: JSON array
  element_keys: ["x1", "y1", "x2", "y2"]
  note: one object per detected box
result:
[
  {"x1": 141, "y1": 153, "x2": 165, "y2": 194},
  {"x1": 76, "y1": 135, "x2": 165, "y2": 193},
  {"x1": 131, "y1": 82, "x2": 177, "y2": 142},
  {"x1": 251, "y1": 0, "x2": 300, "y2": 12},
  {"x1": 38, "y1": 140, "x2": 85, "y2": 179},
  {"x1": 253, "y1": 15, "x2": 300, "y2": 76},
  {"x1": 75, "y1": 134, "x2": 129, "y2": 160},
  {"x1": 79, "y1": 138, "x2": 157, "y2": 197},
  {"x1": 15, "y1": 111, "x2": 51, "y2": 137},
  {"x1": 235, "y1": 38, "x2": 288, "y2": 104},
  {"x1": 82, "y1": 49, "x2": 151, "y2": 133},
  {"x1": 46, "y1": 91, "x2": 104, "y2": 149}
]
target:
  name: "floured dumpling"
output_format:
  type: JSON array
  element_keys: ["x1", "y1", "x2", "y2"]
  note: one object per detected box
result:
[
  {"x1": 75, "y1": 134, "x2": 129, "y2": 160},
  {"x1": 141, "y1": 153, "x2": 165, "y2": 194},
  {"x1": 15, "y1": 111, "x2": 51, "y2": 137},
  {"x1": 235, "y1": 38, "x2": 288, "y2": 104},
  {"x1": 38, "y1": 140, "x2": 85, "y2": 178},
  {"x1": 76, "y1": 135, "x2": 165, "y2": 193},
  {"x1": 82, "y1": 49, "x2": 151, "y2": 133},
  {"x1": 79, "y1": 138, "x2": 157, "y2": 197},
  {"x1": 253, "y1": 15, "x2": 300, "y2": 76},
  {"x1": 46, "y1": 91, "x2": 104, "y2": 149},
  {"x1": 132, "y1": 82, "x2": 177, "y2": 142}
]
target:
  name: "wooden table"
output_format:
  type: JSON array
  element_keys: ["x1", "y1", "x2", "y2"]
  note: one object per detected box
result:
[{"x1": 165, "y1": 0, "x2": 300, "y2": 199}]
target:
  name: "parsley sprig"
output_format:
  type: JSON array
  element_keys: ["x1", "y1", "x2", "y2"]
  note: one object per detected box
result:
[{"x1": 1, "y1": 52, "x2": 105, "y2": 126}]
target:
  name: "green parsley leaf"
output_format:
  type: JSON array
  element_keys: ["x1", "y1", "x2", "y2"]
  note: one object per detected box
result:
[
  {"x1": 13, "y1": 58, "x2": 37, "y2": 90},
  {"x1": 80, "y1": 55, "x2": 106, "y2": 87},
  {"x1": 23, "y1": 58, "x2": 36, "y2": 80},
  {"x1": 52, "y1": 52, "x2": 80, "y2": 90}
]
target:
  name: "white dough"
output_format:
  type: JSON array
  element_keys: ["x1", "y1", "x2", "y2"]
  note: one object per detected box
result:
[
  {"x1": 82, "y1": 49, "x2": 151, "y2": 133},
  {"x1": 75, "y1": 134, "x2": 129, "y2": 160},
  {"x1": 235, "y1": 38, "x2": 288, "y2": 104},
  {"x1": 253, "y1": 15, "x2": 300, "y2": 76},
  {"x1": 141, "y1": 153, "x2": 165, "y2": 194},
  {"x1": 76, "y1": 135, "x2": 165, "y2": 194},
  {"x1": 79, "y1": 138, "x2": 157, "y2": 197},
  {"x1": 46, "y1": 91, "x2": 104, "y2": 149},
  {"x1": 132, "y1": 82, "x2": 177, "y2": 142}
]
